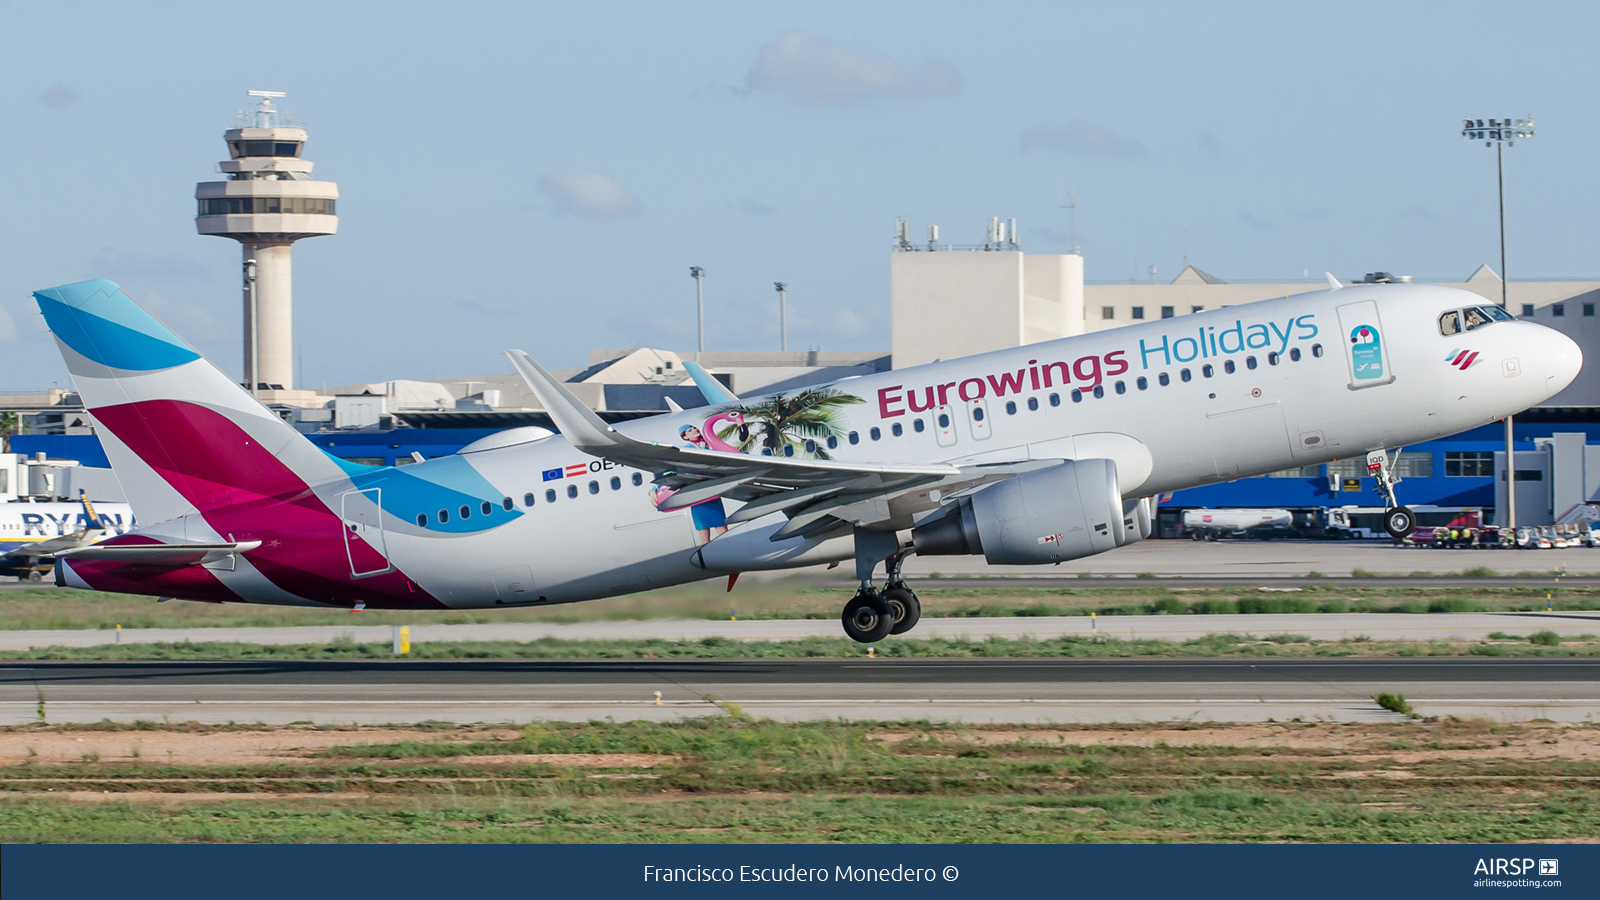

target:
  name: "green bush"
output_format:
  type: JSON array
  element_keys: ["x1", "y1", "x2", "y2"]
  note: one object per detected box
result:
[
  {"x1": 1429, "y1": 598, "x2": 1481, "y2": 613},
  {"x1": 1372, "y1": 692, "x2": 1418, "y2": 718},
  {"x1": 1189, "y1": 599, "x2": 1240, "y2": 615},
  {"x1": 1152, "y1": 597, "x2": 1187, "y2": 616},
  {"x1": 1530, "y1": 630, "x2": 1562, "y2": 647},
  {"x1": 1238, "y1": 596, "x2": 1317, "y2": 614},
  {"x1": 1394, "y1": 601, "x2": 1427, "y2": 614},
  {"x1": 1460, "y1": 566, "x2": 1498, "y2": 578},
  {"x1": 1319, "y1": 598, "x2": 1348, "y2": 614}
]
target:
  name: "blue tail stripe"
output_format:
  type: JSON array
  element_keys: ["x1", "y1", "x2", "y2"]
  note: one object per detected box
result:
[{"x1": 33, "y1": 280, "x2": 200, "y2": 372}]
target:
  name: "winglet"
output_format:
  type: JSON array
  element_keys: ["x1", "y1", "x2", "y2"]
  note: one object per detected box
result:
[
  {"x1": 1325, "y1": 272, "x2": 1343, "y2": 290},
  {"x1": 663, "y1": 396, "x2": 684, "y2": 413},
  {"x1": 682, "y1": 360, "x2": 739, "y2": 403},
  {"x1": 506, "y1": 350, "x2": 631, "y2": 452}
]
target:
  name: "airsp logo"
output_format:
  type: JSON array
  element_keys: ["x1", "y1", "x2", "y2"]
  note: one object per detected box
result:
[{"x1": 1473, "y1": 858, "x2": 1555, "y2": 876}]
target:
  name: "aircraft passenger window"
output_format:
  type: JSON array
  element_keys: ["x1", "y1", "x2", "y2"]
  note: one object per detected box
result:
[
  {"x1": 1136, "y1": 377, "x2": 1147, "y2": 390},
  {"x1": 783, "y1": 444, "x2": 795, "y2": 456},
  {"x1": 460, "y1": 505, "x2": 471, "y2": 519},
  {"x1": 1158, "y1": 373, "x2": 1170, "y2": 386},
  {"x1": 524, "y1": 492, "x2": 536, "y2": 507},
  {"x1": 1246, "y1": 356, "x2": 1257, "y2": 370},
  {"x1": 503, "y1": 497, "x2": 514, "y2": 511},
  {"x1": 1093, "y1": 385, "x2": 1105, "y2": 399},
  {"x1": 1115, "y1": 381, "x2": 1126, "y2": 394},
  {"x1": 804, "y1": 439, "x2": 816, "y2": 453},
  {"x1": 827, "y1": 436, "x2": 838, "y2": 449},
  {"x1": 610, "y1": 476, "x2": 621, "y2": 490},
  {"x1": 1312, "y1": 344, "x2": 1324, "y2": 357},
  {"x1": 938, "y1": 412, "x2": 951, "y2": 427},
  {"x1": 849, "y1": 432, "x2": 859, "y2": 445},
  {"x1": 437, "y1": 509, "x2": 449, "y2": 523},
  {"x1": 1289, "y1": 347, "x2": 1301, "y2": 362},
  {"x1": 1027, "y1": 397, "x2": 1039, "y2": 411},
  {"x1": 481, "y1": 501, "x2": 493, "y2": 516},
  {"x1": 1071, "y1": 389, "x2": 1083, "y2": 403},
  {"x1": 589, "y1": 480, "x2": 600, "y2": 494},
  {"x1": 1439, "y1": 311, "x2": 1462, "y2": 335},
  {"x1": 870, "y1": 427, "x2": 881, "y2": 440},
  {"x1": 914, "y1": 418, "x2": 925, "y2": 432},
  {"x1": 1202, "y1": 365, "x2": 1214, "y2": 378},
  {"x1": 1267, "y1": 352, "x2": 1279, "y2": 365},
  {"x1": 892, "y1": 422, "x2": 904, "y2": 436},
  {"x1": 1049, "y1": 393, "x2": 1060, "y2": 407},
  {"x1": 973, "y1": 407, "x2": 986, "y2": 421},
  {"x1": 546, "y1": 489, "x2": 557, "y2": 503},
  {"x1": 1223, "y1": 360, "x2": 1235, "y2": 374},
  {"x1": 567, "y1": 485, "x2": 578, "y2": 499},
  {"x1": 1005, "y1": 401, "x2": 1017, "y2": 415},
  {"x1": 416, "y1": 514, "x2": 428, "y2": 528},
  {"x1": 1180, "y1": 369, "x2": 1191, "y2": 382},
  {"x1": 632, "y1": 473, "x2": 643, "y2": 486}
]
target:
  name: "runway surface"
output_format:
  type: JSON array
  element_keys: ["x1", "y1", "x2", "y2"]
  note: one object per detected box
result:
[
  {"x1": 5, "y1": 610, "x2": 1597, "y2": 649},
  {"x1": 3, "y1": 658, "x2": 1594, "y2": 725}
]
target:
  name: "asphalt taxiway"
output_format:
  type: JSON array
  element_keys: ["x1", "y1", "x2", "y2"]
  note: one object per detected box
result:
[{"x1": 2, "y1": 657, "x2": 1594, "y2": 726}]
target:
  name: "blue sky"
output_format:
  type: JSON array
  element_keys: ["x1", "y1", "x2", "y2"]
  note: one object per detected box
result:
[{"x1": 2, "y1": 1, "x2": 1596, "y2": 390}]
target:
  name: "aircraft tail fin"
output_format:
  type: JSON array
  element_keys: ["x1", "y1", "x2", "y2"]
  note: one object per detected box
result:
[{"x1": 32, "y1": 280, "x2": 350, "y2": 523}]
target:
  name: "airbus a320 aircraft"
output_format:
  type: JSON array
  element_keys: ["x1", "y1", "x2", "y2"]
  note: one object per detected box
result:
[{"x1": 34, "y1": 278, "x2": 1580, "y2": 642}]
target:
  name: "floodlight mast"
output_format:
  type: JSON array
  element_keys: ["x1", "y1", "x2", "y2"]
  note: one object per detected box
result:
[
  {"x1": 774, "y1": 282, "x2": 788, "y2": 352},
  {"x1": 689, "y1": 266, "x2": 706, "y2": 354},
  {"x1": 1461, "y1": 116, "x2": 1535, "y2": 534}
]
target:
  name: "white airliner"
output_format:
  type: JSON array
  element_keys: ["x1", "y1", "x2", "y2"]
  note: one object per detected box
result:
[
  {"x1": 0, "y1": 493, "x2": 135, "y2": 580},
  {"x1": 34, "y1": 277, "x2": 1580, "y2": 641}
]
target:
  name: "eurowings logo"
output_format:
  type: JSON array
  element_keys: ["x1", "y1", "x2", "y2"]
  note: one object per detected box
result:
[{"x1": 1446, "y1": 348, "x2": 1481, "y2": 371}]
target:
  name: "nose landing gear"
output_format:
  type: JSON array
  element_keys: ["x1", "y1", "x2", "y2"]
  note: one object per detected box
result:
[
  {"x1": 840, "y1": 528, "x2": 922, "y2": 643},
  {"x1": 1368, "y1": 448, "x2": 1416, "y2": 539}
]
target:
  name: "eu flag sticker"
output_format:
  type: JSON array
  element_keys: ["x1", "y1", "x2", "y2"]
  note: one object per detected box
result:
[{"x1": 542, "y1": 468, "x2": 563, "y2": 481}]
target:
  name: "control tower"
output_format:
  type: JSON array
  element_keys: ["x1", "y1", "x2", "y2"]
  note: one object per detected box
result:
[{"x1": 195, "y1": 91, "x2": 338, "y2": 395}]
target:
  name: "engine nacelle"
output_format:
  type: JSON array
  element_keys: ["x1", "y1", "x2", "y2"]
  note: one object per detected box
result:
[{"x1": 912, "y1": 458, "x2": 1124, "y2": 565}]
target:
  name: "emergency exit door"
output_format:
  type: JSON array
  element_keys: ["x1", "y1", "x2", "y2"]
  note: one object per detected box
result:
[
  {"x1": 1336, "y1": 300, "x2": 1395, "y2": 389},
  {"x1": 340, "y1": 489, "x2": 393, "y2": 578}
]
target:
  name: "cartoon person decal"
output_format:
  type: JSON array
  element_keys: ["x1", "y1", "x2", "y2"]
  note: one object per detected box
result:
[
  {"x1": 1349, "y1": 324, "x2": 1383, "y2": 380},
  {"x1": 648, "y1": 423, "x2": 729, "y2": 546}
]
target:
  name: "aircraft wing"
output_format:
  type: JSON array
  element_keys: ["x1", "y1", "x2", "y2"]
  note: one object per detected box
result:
[{"x1": 509, "y1": 350, "x2": 1054, "y2": 539}]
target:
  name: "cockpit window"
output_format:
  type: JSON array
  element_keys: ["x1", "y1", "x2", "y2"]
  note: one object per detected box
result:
[
  {"x1": 1464, "y1": 307, "x2": 1492, "y2": 330},
  {"x1": 1439, "y1": 311, "x2": 1461, "y2": 336},
  {"x1": 1483, "y1": 305, "x2": 1514, "y2": 322}
]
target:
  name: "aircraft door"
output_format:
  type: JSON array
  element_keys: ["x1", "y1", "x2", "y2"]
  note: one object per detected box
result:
[
  {"x1": 1336, "y1": 300, "x2": 1395, "y2": 389},
  {"x1": 340, "y1": 489, "x2": 393, "y2": 578},
  {"x1": 934, "y1": 405, "x2": 958, "y2": 448},
  {"x1": 966, "y1": 398, "x2": 992, "y2": 440}
]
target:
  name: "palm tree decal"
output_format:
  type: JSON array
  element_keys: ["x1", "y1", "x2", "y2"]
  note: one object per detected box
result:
[{"x1": 712, "y1": 387, "x2": 864, "y2": 459}]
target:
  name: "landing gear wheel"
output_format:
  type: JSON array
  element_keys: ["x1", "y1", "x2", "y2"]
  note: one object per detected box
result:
[
  {"x1": 26, "y1": 570, "x2": 42, "y2": 583},
  {"x1": 1384, "y1": 506, "x2": 1416, "y2": 540},
  {"x1": 842, "y1": 591, "x2": 895, "y2": 643},
  {"x1": 883, "y1": 587, "x2": 921, "y2": 635}
]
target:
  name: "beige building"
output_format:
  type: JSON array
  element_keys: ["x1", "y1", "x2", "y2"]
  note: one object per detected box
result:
[{"x1": 889, "y1": 217, "x2": 1084, "y2": 369}]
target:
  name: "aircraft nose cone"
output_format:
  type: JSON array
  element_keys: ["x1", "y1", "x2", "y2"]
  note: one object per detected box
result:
[{"x1": 1543, "y1": 329, "x2": 1584, "y2": 399}]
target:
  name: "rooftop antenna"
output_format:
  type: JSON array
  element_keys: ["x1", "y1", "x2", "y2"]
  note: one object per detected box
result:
[
  {"x1": 246, "y1": 90, "x2": 287, "y2": 128},
  {"x1": 1058, "y1": 171, "x2": 1079, "y2": 253},
  {"x1": 1182, "y1": 224, "x2": 1189, "y2": 268}
]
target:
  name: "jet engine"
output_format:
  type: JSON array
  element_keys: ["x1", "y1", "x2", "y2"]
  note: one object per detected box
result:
[{"x1": 912, "y1": 458, "x2": 1127, "y2": 565}]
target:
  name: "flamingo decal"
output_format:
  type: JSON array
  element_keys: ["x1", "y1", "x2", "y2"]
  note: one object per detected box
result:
[{"x1": 699, "y1": 410, "x2": 746, "y2": 452}]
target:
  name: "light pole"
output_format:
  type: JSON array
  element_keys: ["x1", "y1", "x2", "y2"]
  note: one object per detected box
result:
[
  {"x1": 1461, "y1": 115, "x2": 1535, "y2": 534},
  {"x1": 689, "y1": 266, "x2": 705, "y2": 354},
  {"x1": 244, "y1": 255, "x2": 259, "y2": 399},
  {"x1": 774, "y1": 281, "x2": 788, "y2": 352}
]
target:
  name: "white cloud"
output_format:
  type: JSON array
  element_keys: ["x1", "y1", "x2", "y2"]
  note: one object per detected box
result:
[
  {"x1": 742, "y1": 31, "x2": 961, "y2": 105},
  {"x1": 1020, "y1": 122, "x2": 1144, "y2": 157},
  {"x1": 0, "y1": 302, "x2": 20, "y2": 344},
  {"x1": 537, "y1": 173, "x2": 643, "y2": 220},
  {"x1": 40, "y1": 83, "x2": 80, "y2": 109}
]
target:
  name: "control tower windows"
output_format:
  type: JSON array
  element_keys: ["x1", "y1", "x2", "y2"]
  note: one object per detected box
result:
[
  {"x1": 228, "y1": 140, "x2": 304, "y2": 158},
  {"x1": 199, "y1": 197, "x2": 336, "y2": 216}
]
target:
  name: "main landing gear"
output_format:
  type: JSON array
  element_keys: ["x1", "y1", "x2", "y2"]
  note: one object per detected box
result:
[
  {"x1": 840, "y1": 528, "x2": 922, "y2": 643},
  {"x1": 1369, "y1": 449, "x2": 1416, "y2": 540}
]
